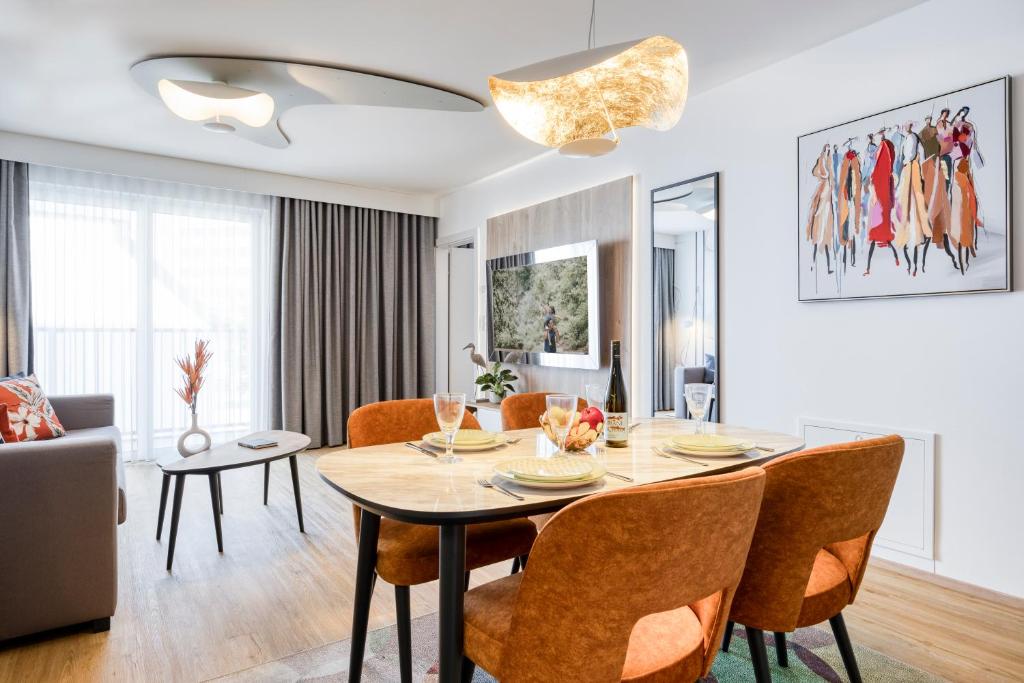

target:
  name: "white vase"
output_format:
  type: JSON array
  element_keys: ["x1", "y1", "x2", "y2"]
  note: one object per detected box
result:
[{"x1": 177, "y1": 410, "x2": 212, "y2": 457}]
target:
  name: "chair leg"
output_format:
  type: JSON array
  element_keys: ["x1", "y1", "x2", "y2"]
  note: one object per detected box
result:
[
  {"x1": 774, "y1": 631, "x2": 788, "y2": 667},
  {"x1": 746, "y1": 627, "x2": 772, "y2": 683},
  {"x1": 511, "y1": 556, "x2": 520, "y2": 574},
  {"x1": 90, "y1": 617, "x2": 111, "y2": 633},
  {"x1": 721, "y1": 620, "x2": 735, "y2": 652},
  {"x1": 395, "y1": 585, "x2": 413, "y2": 683},
  {"x1": 519, "y1": 553, "x2": 528, "y2": 569},
  {"x1": 464, "y1": 570, "x2": 471, "y2": 591},
  {"x1": 461, "y1": 656, "x2": 476, "y2": 683},
  {"x1": 829, "y1": 613, "x2": 862, "y2": 683}
]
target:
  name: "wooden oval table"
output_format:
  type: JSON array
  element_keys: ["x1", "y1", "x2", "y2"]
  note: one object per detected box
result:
[{"x1": 317, "y1": 419, "x2": 804, "y2": 683}]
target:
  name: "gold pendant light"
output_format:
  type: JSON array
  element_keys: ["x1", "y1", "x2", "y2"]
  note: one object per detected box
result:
[{"x1": 489, "y1": 4, "x2": 687, "y2": 157}]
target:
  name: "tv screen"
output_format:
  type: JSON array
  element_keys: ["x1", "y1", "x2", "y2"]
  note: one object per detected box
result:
[{"x1": 486, "y1": 240, "x2": 600, "y2": 369}]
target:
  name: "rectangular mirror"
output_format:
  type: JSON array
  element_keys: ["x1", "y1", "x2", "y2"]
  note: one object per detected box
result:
[{"x1": 651, "y1": 172, "x2": 720, "y2": 420}]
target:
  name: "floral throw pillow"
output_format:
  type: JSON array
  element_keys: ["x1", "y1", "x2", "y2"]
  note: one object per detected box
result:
[{"x1": 0, "y1": 375, "x2": 66, "y2": 442}]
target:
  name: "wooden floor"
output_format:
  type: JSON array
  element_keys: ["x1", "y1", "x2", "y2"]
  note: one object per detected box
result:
[{"x1": 1, "y1": 452, "x2": 1021, "y2": 682}]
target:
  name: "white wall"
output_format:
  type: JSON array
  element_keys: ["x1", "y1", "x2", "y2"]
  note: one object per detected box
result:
[
  {"x1": 0, "y1": 131, "x2": 438, "y2": 216},
  {"x1": 439, "y1": 0, "x2": 1024, "y2": 597}
]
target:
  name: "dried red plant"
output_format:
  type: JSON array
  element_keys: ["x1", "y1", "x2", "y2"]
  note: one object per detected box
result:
[{"x1": 174, "y1": 339, "x2": 212, "y2": 412}]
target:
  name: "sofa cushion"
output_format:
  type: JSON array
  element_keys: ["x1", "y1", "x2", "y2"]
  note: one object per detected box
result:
[
  {"x1": 0, "y1": 374, "x2": 66, "y2": 442},
  {"x1": 64, "y1": 426, "x2": 127, "y2": 524}
]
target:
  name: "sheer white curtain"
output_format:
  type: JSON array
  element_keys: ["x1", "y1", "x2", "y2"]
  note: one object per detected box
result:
[{"x1": 29, "y1": 165, "x2": 274, "y2": 461}]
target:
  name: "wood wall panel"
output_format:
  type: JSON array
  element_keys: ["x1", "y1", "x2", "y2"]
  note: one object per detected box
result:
[{"x1": 485, "y1": 177, "x2": 633, "y2": 398}]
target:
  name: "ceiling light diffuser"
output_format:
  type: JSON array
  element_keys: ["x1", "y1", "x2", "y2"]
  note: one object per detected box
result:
[
  {"x1": 489, "y1": 36, "x2": 688, "y2": 157},
  {"x1": 132, "y1": 56, "x2": 483, "y2": 148},
  {"x1": 157, "y1": 79, "x2": 275, "y2": 128}
]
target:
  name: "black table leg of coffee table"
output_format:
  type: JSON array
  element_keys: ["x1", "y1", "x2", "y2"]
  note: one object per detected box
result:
[
  {"x1": 166, "y1": 474, "x2": 186, "y2": 571},
  {"x1": 208, "y1": 473, "x2": 224, "y2": 552},
  {"x1": 216, "y1": 472, "x2": 224, "y2": 515},
  {"x1": 156, "y1": 473, "x2": 170, "y2": 540},
  {"x1": 263, "y1": 461, "x2": 270, "y2": 505},
  {"x1": 289, "y1": 455, "x2": 304, "y2": 532}
]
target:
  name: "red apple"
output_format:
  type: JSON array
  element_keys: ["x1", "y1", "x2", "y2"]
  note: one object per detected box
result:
[{"x1": 579, "y1": 406, "x2": 604, "y2": 431}]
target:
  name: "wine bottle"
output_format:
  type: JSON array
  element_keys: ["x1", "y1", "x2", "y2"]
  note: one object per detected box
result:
[{"x1": 604, "y1": 340, "x2": 628, "y2": 447}]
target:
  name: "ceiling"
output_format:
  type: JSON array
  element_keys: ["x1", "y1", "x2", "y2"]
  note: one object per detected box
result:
[{"x1": 0, "y1": 0, "x2": 924, "y2": 196}]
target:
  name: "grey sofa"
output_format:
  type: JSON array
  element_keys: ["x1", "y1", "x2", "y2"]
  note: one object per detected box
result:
[{"x1": 0, "y1": 394, "x2": 126, "y2": 640}]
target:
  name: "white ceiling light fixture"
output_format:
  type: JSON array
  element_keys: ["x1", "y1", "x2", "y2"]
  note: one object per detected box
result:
[
  {"x1": 132, "y1": 56, "x2": 483, "y2": 148},
  {"x1": 489, "y1": 1, "x2": 688, "y2": 157}
]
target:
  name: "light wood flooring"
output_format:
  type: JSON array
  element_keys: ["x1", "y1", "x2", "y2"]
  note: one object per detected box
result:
[{"x1": 0, "y1": 452, "x2": 1021, "y2": 682}]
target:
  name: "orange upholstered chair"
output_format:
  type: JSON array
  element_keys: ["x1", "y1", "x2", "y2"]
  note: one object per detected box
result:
[
  {"x1": 347, "y1": 398, "x2": 537, "y2": 683},
  {"x1": 501, "y1": 391, "x2": 588, "y2": 430},
  {"x1": 461, "y1": 467, "x2": 767, "y2": 682},
  {"x1": 721, "y1": 435, "x2": 904, "y2": 683}
]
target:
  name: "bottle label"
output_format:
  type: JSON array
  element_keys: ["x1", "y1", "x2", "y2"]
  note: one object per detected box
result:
[{"x1": 606, "y1": 412, "x2": 628, "y2": 442}]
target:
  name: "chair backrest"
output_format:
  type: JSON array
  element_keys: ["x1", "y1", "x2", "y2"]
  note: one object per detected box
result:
[
  {"x1": 347, "y1": 398, "x2": 482, "y2": 448},
  {"x1": 497, "y1": 467, "x2": 766, "y2": 682},
  {"x1": 729, "y1": 435, "x2": 904, "y2": 632},
  {"x1": 500, "y1": 392, "x2": 588, "y2": 431}
]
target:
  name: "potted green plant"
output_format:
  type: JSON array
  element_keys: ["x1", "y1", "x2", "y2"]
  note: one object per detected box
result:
[{"x1": 475, "y1": 362, "x2": 518, "y2": 403}]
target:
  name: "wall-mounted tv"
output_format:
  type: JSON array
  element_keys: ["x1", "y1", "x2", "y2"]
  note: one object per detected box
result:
[{"x1": 486, "y1": 239, "x2": 600, "y2": 369}]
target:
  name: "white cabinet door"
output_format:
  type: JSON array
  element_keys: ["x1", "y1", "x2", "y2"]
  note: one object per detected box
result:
[{"x1": 800, "y1": 419, "x2": 935, "y2": 572}]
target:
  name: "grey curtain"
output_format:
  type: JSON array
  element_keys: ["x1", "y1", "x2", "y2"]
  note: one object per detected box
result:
[
  {"x1": 0, "y1": 160, "x2": 32, "y2": 376},
  {"x1": 271, "y1": 198, "x2": 436, "y2": 447},
  {"x1": 653, "y1": 247, "x2": 675, "y2": 412}
]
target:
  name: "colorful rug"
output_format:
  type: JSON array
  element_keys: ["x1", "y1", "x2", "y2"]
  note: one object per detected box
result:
[{"x1": 213, "y1": 614, "x2": 941, "y2": 682}]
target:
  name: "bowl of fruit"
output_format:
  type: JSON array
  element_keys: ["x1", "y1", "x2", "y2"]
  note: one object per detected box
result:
[{"x1": 540, "y1": 406, "x2": 605, "y2": 451}]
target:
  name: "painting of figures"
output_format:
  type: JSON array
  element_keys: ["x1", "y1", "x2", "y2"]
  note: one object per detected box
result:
[{"x1": 798, "y1": 77, "x2": 1010, "y2": 301}]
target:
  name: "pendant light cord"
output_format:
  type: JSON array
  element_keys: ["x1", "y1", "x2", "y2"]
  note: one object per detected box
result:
[{"x1": 587, "y1": 0, "x2": 596, "y2": 49}]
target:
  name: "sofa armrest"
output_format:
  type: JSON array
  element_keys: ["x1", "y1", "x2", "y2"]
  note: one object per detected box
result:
[
  {"x1": 0, "y1": 435, "x2": 119, "y2": 639},
  {"x1": 48, "y1": 394, "x2": 115, "y2": 431}
]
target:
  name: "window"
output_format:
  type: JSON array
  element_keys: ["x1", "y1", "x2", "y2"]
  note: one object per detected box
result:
[{"x1": 29, "y1": 165, "x2": 273, "y2": 460}]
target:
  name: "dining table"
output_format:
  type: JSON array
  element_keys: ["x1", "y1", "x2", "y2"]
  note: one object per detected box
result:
[{"x1": 316, "y1": 418, "x2": 805, "y2": 683}]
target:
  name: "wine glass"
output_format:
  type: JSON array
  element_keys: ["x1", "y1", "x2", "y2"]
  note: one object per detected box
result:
[
  {"x1": 545, "y1": 394, "x2": 578, "y2": 456},
  {"x1": 433, "y1": 393, "x2": 466, "y2": 464},
  {"x1": 584, "y1": 383, "x2": 607, "y2": 410},
  {"x1": 684, "y1": 383, "x2": 714, "y2": 435}
]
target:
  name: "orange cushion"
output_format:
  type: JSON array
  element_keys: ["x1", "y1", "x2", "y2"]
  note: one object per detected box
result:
[
  {"x1": 464, "y1": 574, "x2": 704, "y2": 682},
  {"x1": 622, "y1": 606, "x2": 704, "y2": 682},
  {"x1": 0, "y1": 375, "x2": 65, "y2": 442},
  {"x1": 0, "y1": 403, "x2": 14, "y2": 443},
  {"x1": 797, "y1": 548, "x2": 853, "y2": 627},
  {"x1": 375, "y1": 518, "x2": 536, "y2": 587}
]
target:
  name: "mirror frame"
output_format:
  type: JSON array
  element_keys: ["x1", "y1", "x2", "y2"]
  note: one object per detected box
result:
[{"x1": 649, "y1": 171, "x2": 721, "y2": 420}]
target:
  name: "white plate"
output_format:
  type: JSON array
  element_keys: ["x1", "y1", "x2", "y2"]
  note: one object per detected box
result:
[
  {"x1": 422, "y1": 432, "x2": 510, "y2": 452},
  {"x1": 494, "y1": 469, "x2": 606, "y2": 489},
  {"x1": 660, "y1": 440, "x2": 754, "y2": 457}
]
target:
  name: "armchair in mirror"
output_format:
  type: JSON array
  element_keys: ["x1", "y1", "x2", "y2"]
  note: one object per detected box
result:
[{"x1": 650, "y1": 172, "x2": 719, "y2": 421}]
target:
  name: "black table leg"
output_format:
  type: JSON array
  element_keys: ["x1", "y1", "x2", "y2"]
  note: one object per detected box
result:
[
  {"x1": 216, "y1": 472, "x2": 224, "y2": 515},
  {"x1": 208, "y1": 473, "x2": 224, "y2": 552},
  {"x1": 263, "y1": 461, "x2": 270, "y2": 505},
  {"x1": 156, "y1": 473, "x2": 170, "y2": 540},
  {"x1": 349, "y1": 511, "x2": 380, "y2": 683},
  {"x1": 166, "y1": 474, "x2": 186, "y2": 571},
  {"x1": 439, "y1": 524, "x2": 467, "y2": 683},
  {"x1": 289, "y1": 455, "x2": 305, "y2": 532}
]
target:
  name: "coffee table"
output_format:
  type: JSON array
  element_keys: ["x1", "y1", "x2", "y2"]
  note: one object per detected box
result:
[{"x1": 156, "y1": 430, "x2": 311, "y2": 570}]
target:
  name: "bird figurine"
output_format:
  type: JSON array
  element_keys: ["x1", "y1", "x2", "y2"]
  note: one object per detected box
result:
[{"x1": 462, "y1": 343, "x2": 489, "y2": 369}]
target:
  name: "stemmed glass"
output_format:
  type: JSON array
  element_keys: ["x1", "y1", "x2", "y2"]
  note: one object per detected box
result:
[
  {"x1": 584, "y1": 383, "x2": 607, "y2": 410},
  {"x1": 684, "y1": 383, "x2": 714, "y2": 435},
  {"x1": 433, "y1": 393, "x2": 466, "y2": 464},
  {"x1": 545, "y1": 394, "x2": 578, "y2": 456}
]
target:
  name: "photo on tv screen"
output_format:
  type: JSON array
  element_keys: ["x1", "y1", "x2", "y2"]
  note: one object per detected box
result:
[{"x1": 490, "y1": 255, "x2": 590, "y2": 355}]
